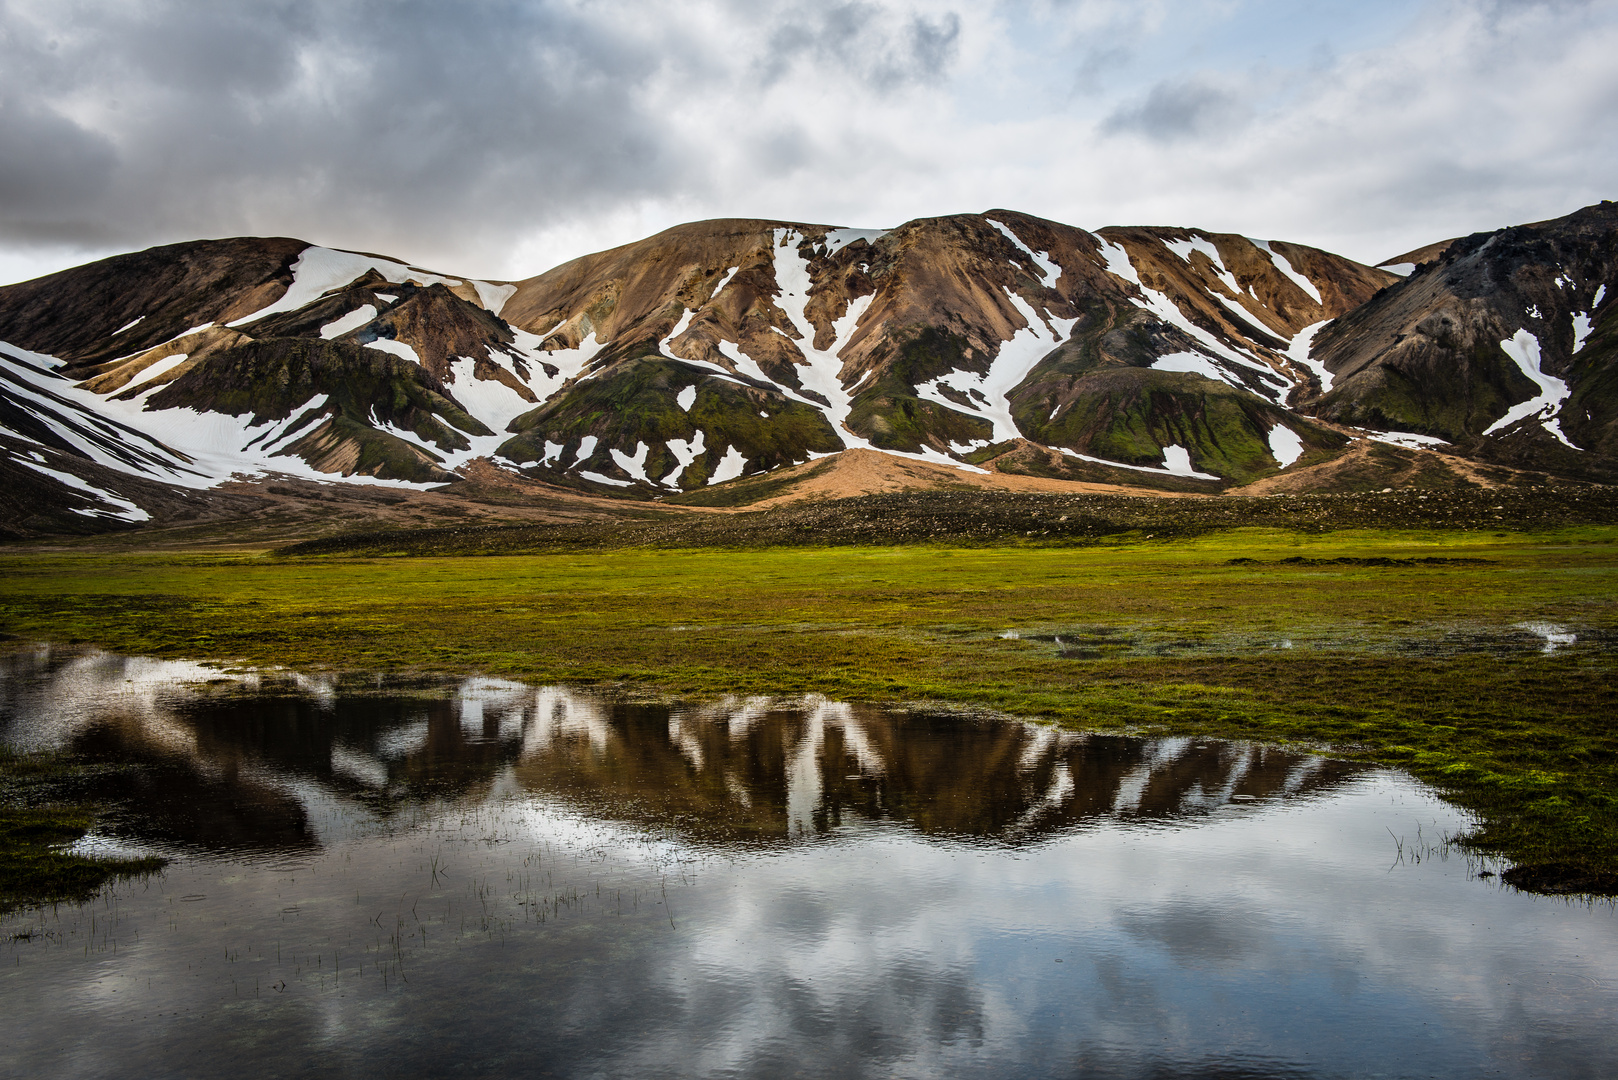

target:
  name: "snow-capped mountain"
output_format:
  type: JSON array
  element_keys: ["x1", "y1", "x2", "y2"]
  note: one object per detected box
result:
[
  {"x1": 487, "y1": 212, "x2": 1388, "y2": 491},
  {"x1": 0, "y1": 202, "x2": 1612, "y2": 531},
  {"x1": 1308, "y1": 201, "x2": 1618, "y2": 481}
]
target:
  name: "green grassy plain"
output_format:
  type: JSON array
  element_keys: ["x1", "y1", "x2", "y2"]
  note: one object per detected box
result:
[{"x1": 3, "y1": 524, "x2": 1616, "y2": 894}]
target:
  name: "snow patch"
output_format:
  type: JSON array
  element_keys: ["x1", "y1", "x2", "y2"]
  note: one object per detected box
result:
[
  {"x1": 715, "y1": 339, "x2": 778, "y2": 387},
  {"x1": 1596, "y1": 284, "x2": 1608, "y2": 307},
  {"x1": 660, "y1": 307, "x2": 699, "y2": 358},
  {"x1": 609, "y1": 441, "x2": 651, "y2": 483},
  {"x1": 1572, "y1": 312, "x2": 1594, "y2": 354},
  {"x1": 1485, "y1": 329, "x2": 1579, "y2": 448},
  {"x1": 1253, "y1": 240, "x2": 1323, "y2": 303},
  {"x1": 123, "y1": 353, "x2": 191, "y2": 398},
  {"x1": 1095, "y1": 237, "x2": 1142, "y2": 287},
  {"x1": 368, "y1": 414, "x2": 448, "y2": 459},
  {"x1": 248, "y1": 394, "x2": 330, "y2": 451},
  {"x1": 1209, "y1": 288, "x2": 1263, "y2": 327},
  {"x1": 319, "y1": 305, "x2": 377, "y2": 339},
  {"x1": 707, "y1": 444, "x2": 748, "y2": 485},
  {"x1": 987, "y1": 219, "x2": 1060, "y2": 283},
  {"x1": 447, "y1": 357, "x2": 534, "y2": 431},
  {"x1": 1061, "y1": 445, "x2": 1219, "y2": 481},
  {"x1": 566, "y1": 433, "x2": 598, "y2": 466},
  {"x1": 515, "y1": 326, "x2": 607, "y2": 390},
  {"x1": 471, "y1": 281, "x2": 517, "y2": 317},
  {"x1": 14, "y1": 459, "x2": 150, "y2": 521},
  {"x1": 1159, "y1": 445, "x2": 1210, "y2": 477},
  {"x1": 1380, "y1": 263, "x2": 1416, "y2": 278},
  {"x1": 1286, "y1": 320, "x2": 1333, "y2": 393},
  {"x1": 709, "y1": 265, "x2": 740, "y2": 301},
  {"x1": 1165, "y1": 235, "x2": 1241, "y2": 296},
  {"x1": 573, "y1": 435, "x2": 599, "y2": 465},
  {"x1": 542, "y1": 441, "x2": 564, "y2": 465},
  {"x1": 1106, "y1": 247, "x2": 1287, "y2": 398},
  {"x1": 772, "y1": 229, "x2": 877, "y2": 449},
  {"x1": 1149, "y1": 351, "x2": 1242, "y2": 389},
  {"x1": 577, "y1": 470, "x2": 632, "y2": 487},
  {"x1": 362, "y1": 338, "x2": 422, "y2": 365},
  {"x1": 228, "y1": 246, "x2": 462, "y2": 326},
  {"x1": 662, "y1": 429, "x2": 706, "y2": 487},
  {"x1": 822, "y1": 228, "x2": 887, "y2": 255},
  {"x1": 676, "y1": 385, "x2": 697, "y2": 412},
  {"x1": 2, "y1": 340, "x2": 456, "y2": 491},
  {"x1": 376, "y1": 293, "x2": 399, "y2": 304},
  {"x1": 1268, "y1": 424, "x2": 1304, "y2": 468},
  {"x1": 914, "y1": 290, "x2": 1076, "y2": 444},
  {"x1": 1364, "y1": 430, "x2": 1450, "y2": 449},
  {"x1": 114, "y1": 316, "x2": 144, "y2": 335}
]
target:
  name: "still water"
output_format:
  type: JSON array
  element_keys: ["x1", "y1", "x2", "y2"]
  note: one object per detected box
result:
[{"x1": 2, "y1": 646, "x2": 1614, "y2": 1079}]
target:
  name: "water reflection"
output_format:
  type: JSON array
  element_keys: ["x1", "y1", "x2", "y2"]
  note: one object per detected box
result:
[
  {"x1": 4, "y1": 647, "x2": 1616, "y2": 1080},
  {"x1": 1, "y1": 646, "x2": 1358, "y2": 855}
]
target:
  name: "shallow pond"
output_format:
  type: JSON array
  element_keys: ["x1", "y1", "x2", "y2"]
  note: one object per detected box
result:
[{"x1": 2, "y1": 647, "x2": 1615, "y2": 1079}]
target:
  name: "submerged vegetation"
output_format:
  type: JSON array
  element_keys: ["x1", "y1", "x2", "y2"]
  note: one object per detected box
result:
[
  {"x1": 0, "y1": 748, "x2": 164, "y2": 912},
  {"x1": 1, "y1": 511, "x2": 1616, "y2": 897}
]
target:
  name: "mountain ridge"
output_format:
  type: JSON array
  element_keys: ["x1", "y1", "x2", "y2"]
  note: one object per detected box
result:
[{"x1": 1, "y1": 201, "x2": 1612, "y2": 537}]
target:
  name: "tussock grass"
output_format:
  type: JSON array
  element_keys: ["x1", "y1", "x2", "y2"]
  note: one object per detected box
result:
[{"x1": 0, "y1": 749, "x2": 165, "y2": 912}]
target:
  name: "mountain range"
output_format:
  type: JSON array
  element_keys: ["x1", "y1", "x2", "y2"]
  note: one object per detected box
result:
[{"x1": 1, "y1": 200, "x2": 1613, "y2": 537}]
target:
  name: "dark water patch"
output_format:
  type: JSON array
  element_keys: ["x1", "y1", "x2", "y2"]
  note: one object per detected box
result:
[
  {"x1": 1226, "y1": 556, "x2": 1496, "y2": 566},
  {"x1": 1000, "y1": 620, "x2": 1612, "y2": 661}
]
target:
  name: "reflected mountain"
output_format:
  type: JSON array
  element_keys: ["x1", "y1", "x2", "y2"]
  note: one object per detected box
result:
[
  {"x1": 1, "y1": 646, "x2": 1364, "y2": 856},
  {"x1": 512, "y1": 695, "x2": 1361, "y2": 845}
]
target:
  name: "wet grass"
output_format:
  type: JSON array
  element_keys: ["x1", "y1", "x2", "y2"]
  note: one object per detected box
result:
[
  {"x1": 0, "y1": 748, "x2": 165, "y2": 913},
  {"x1": 2, "y1": 524, "x2": 1617, "y2": 893}
]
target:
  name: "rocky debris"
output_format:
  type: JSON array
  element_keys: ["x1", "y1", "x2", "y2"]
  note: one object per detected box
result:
[{"x1": 279, "y1": 484, "x2": 1618, "y2": 556}]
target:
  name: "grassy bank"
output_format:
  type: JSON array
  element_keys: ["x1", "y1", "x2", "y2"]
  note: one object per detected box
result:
[
  {"x1": 0, "y1": 749, "x2": 165, "y2": 913},
  {"x1": 2, "y1": 524, "x2": 1616, "y2": 894}
]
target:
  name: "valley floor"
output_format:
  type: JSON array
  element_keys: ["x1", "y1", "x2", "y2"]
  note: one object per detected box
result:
[{"x1": 2, "y1": 514, "x2": 1616, "y2": 899}]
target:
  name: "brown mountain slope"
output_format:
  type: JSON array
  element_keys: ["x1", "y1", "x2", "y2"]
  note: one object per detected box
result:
[
  {"x1": 0, "y1": 238, "x2": 306, "y2": 367},
  {"x1": 490, "y1": 212, "x2": 1393, "y2": 492},
  {"x1": 1306, "y1": 200, "x2": 1618, "y2": 480}
]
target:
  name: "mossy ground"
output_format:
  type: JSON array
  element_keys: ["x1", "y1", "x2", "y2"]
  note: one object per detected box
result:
[
  {"x1": 2, "y1": 523, "x2": 1616, "y2": 895},
  {"x1": 0, "y1": 749, "x2": 164, "y2": 913}
]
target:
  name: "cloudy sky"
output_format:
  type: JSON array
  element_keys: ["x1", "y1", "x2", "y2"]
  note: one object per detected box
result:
[{"x1": 2, "y1": 0, "x2": 1614, "y2": 285}]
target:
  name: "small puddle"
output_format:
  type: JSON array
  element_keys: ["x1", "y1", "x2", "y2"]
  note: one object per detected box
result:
[
  {"x1": 2, "y1": 647, "x2": 1615, "y2": 1079},
  {"x1": 991, "y1": 620, "x2": 1613, "y2": 660}
]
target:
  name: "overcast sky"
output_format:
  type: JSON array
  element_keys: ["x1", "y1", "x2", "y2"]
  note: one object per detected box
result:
[{"x1": 2, "y1": 0, "x2": 1614, "y2": 285}]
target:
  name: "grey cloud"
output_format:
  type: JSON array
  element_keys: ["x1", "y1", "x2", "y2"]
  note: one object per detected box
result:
[
  {"x1": 904, "y1": 10, "x2": 962, "y2": 80},
  {"x1": 757, "y1": 2, "x2": 961, "y2": 92},
  {"x1": 1102, "y1": 76, "x2": 1250, "y2": 141},
  {"x1": 1070, "y1": 44, "x2": 1134, "y2": 96},
  {"x1": 0, "y1": 0, "x2": 689, "y2": 264},
  {"x1": 0, "y1": 103, "x2": 118, "y2": 242}
]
